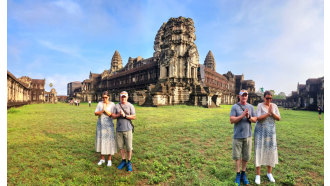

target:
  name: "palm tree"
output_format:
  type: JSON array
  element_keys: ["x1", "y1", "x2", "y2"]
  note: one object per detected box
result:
[{"x1": 48, "y1": 83, "x2": 54, "y2": 103}]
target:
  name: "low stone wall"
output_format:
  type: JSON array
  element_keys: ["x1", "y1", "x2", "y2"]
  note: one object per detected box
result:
[{"x1": 7, "y1": 101, "x2": 31, "y2": 108}]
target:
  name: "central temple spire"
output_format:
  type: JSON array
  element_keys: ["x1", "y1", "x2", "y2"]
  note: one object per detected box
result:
[
  {"x1": 155, "y1": 16, "x2": 199, "y2": 80},
  {"x1": 110, "y1": 50, "x2": 123, "y2": 73},
  {"x1": 204, "y1": 50, "x2": 216, "y2": 71}
]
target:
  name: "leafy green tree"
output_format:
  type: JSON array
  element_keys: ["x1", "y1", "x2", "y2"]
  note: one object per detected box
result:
[
  {"x1": 269, "y1": 90, "x2": 275, "y2": 95},
  {"x1": 273, "y1": 92, "x2": 286, "y2": 99},
  {"x1": 278, "y1": 92, "x2": 286, "y2": 97}
]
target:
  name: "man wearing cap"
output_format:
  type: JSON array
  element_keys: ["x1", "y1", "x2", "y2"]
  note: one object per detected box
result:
[
  {"x1": 230, "y1": 89, "x2": 257, "y2": 186},
  {"x1": 112, "y1": 91, "x2": 136, "y2": 172}
]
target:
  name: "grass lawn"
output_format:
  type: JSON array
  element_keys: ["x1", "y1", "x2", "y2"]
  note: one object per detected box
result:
[{"x1": 7, "y1": 103, "x2": 324, "y2": 185}]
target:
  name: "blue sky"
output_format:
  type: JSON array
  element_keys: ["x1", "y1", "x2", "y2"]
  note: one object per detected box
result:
[{"x1": 7, "y1": 0, "x2": 324, "y2": 95}]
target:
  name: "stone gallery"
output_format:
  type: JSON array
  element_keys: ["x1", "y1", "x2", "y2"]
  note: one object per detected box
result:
[
  {"x1": 7, "y1": 70, "x2": 58, "y2": 108},
  {"x1": 68, "y1": 17, "x2": 260, "y2": 107},
  {"x1": 272, "y1": 76, "x2": 324, "y2": 110}
]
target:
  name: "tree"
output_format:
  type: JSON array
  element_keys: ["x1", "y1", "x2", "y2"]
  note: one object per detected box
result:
[
  {"x1": 278, "y1": 92, "x2": 286, "y2": 97},
  {"x1": 273, "y1": 91, "x2": 286, "y2": 100}
]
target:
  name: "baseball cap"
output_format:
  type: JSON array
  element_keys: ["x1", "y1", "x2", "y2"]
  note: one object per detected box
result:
[
  {"x1": 239, "y1": 90, "x2": 248, "y2": 96},
  {"x1": 120, "y1": 91, "x2": 128, "y2": 97}
]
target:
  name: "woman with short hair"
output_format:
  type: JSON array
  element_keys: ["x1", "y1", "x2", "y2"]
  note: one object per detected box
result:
[
  {"x1": 254, "y1": 91, "x2": 281, "y2": 184},
  {"x1": 94, "y1": 91, "x2": 117, "y2": 166}
]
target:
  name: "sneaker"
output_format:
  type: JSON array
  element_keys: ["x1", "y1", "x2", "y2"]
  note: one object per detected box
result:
[
  {"x1": 97, "y1": 159, "x2": 105, "y2": 166},
  {"x1": 235, "y1": 173, "x2": 241, "y2": 186},
  {"x1": 255, "y1": 175, "x2": 260, "y2": 185},
  {"x1": 117, "y1": 160, "x2": 127, "y2": 170},
  {"x1": 127, "y1": 161, "x2": 132, "y2": 172},
  {"x1": 267, "y1": 173, "x2": 275, "y2": 182},
  {"x1": 107, "y1": 160, "x2": 112, "y2": 167},
  {"x1": 241, "y1": 172, "x2": 249, "y2": 185}
]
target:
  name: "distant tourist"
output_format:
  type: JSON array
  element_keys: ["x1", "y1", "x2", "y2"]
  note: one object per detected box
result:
[
  {"x1": 89, "y1": 100, "x2": 92, "y2": 107},
  {"x1": 318, "y1": 105, "x2": 322, "y2": 120},
  {"x1": 94, "y1": 91, "x2": 117, "y2": 167},
  {"x1": 254, "y1": 91, "x2": 281, "y2": 184},
  {"x1": 230, "y1": 89, "x2": 257, "y2": 186},
  {"x1": 112, "y1": 91, "x2": 136, "y2": 172}
]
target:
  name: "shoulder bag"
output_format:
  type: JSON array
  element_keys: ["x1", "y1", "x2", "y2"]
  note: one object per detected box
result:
[{"x1": 119, "y1": 103, "x2": 135, "y2": 133}]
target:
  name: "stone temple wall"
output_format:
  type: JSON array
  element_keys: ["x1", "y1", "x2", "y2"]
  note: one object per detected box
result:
[
  {"x1": 7, "y1": 71, "x2": 31, "y2": 108},
  {"x1": 72, "y1": 16, "x2": 260, "y2": 107}
]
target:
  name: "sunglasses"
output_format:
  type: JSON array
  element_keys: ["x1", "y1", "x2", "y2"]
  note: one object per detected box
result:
[{"x1": 265, "y1": 97, "x2": 272, "y2": 100}]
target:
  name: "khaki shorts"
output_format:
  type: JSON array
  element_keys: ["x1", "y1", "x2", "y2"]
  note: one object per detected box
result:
[
  {"x1": 232, "y1": 137, "x2": 252, "y2": 161},
  {"x1": 116, "y1": 130, "x2": 133, "y2": 151}
]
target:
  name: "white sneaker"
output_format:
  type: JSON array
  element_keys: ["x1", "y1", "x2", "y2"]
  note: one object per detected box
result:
[
  {"x1": 97, "y1": 159, "x2": 105, "y2": 166},
  {"x1": 107, "y1": 160, "x2": 112, "y2": 167},
  {"x1": 255, "y1": 175, "x2": 261, "y2": 185},
  {"x1": 267, "y1": 173, "x2": 275, "y2": 182}
]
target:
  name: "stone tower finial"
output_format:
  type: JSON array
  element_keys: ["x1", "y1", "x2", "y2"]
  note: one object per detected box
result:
[
  {"x1": 204, "y1": 50, "x2": 216, "y2": 71},
  {"x1": 156, "y1": 17, "x2": 199, "y2": 80},
  {"x1": 110, "y1": 50, "x2": 123, "y2": 73}
]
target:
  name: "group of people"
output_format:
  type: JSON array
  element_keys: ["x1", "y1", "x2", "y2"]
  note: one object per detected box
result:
[
  {"x1": 93, "y1": 88, "x2": 281, "y2": 181},
  {"x1": 94, "y1": 91, "x2": 136, "y2": 172},
  {"x1": 69, "y1": 100, "x2": 92, "y2": 107},
  {"x1": 230, "y1": 89, "x2": 281, "y2": 185},
  {"x1": 69, "y1": 99, "x2": 80, "y2": 106}
]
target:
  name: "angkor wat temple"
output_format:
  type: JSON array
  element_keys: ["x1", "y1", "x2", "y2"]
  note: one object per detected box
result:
[
  {"x1": 272, "y1": 76, "x2": 324, "y2": 110},
  {"x1": 7, "y1": 71, "x2": 58, "y2": 108},
  {"x1": 68, "y1": 17, "x2": 261, "y2": 107}
]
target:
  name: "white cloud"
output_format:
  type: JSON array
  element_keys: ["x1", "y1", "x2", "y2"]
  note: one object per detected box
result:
[
  {"x1": 248, "y1": 0, "x2": 323, "y2": 94},
  {"x1": 7, "y1": 0, "x2": 323, "y2": 96},
  {"x1": 38, "y1": 40, "x2": 83, "y2": 59},
  {"x1": 8, "y1": 0, "x2": 117, "y2": 37},
  {"x1": 45, "y1": 74, "x2": 85, "y2": 95},
  {"x1": 52, "y1": 0, "x2": 82, "y2": 16},
  {"x1": 208, "y1": 0, "x2": 324, "y2": 95}
]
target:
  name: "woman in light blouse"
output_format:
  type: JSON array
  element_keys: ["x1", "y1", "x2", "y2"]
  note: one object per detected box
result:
[
  {"x1": 94, "y1": 91, "x2": 117, "y2": 167},
  {"x1": 254, "y1": 91, "x2": 281, "y2": 184}
]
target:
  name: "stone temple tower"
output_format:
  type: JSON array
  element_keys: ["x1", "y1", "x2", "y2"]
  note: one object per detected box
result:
[
  {"x1": 204, "y1": 50, "x2": 216, "y2": 71},
  {"x1": 110, "y1": 50, "x2": 123, "y2": 73},
  {"x1": 151, "y1": 16, "x2": 207, "y2": 106},
  {"x1": 155, "y1": 16, "x2": 199, "y2": 81}
]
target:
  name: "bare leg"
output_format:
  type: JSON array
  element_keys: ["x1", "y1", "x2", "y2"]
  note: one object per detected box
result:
[
  {"x1": 242, "y1": 160, "x2": 248, "y2": 171},
  {"x1": 256, "y1": 166, "x2": 261, "y2": 175},
  {"x1": 108, "y1": 155, "x2": 112, "y2": 161},
  {"x1": 100, "y1": 155, "x2": 105, "y2": 160},
  {"x1": 127, "y1": 151, "x2": 132, "y2": 161},
  {"x1": 120, "y1": 149, "x2": 126, "y2": 160},
  {"x1": 235, "y1": 160, "x2": 241, "y2": 172},
  {"x1": 267, "y1": 166, "x2": 272, "y2": 174}
]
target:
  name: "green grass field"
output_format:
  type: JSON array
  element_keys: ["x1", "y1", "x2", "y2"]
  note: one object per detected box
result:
[{"x1": 7, "y1": 103, "x2": 324, "y2": 185}]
